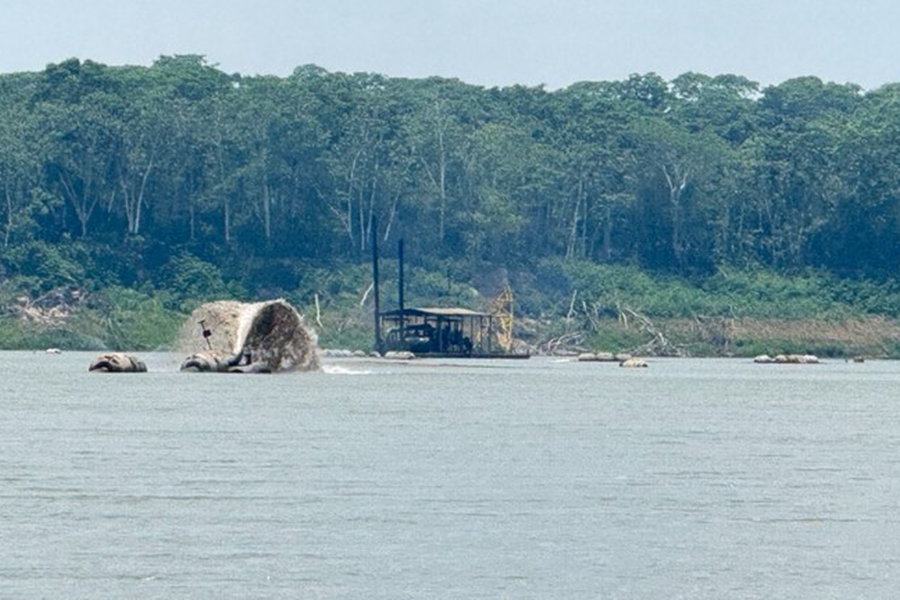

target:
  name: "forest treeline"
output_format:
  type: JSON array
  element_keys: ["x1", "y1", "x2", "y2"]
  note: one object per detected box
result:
[{"x1": 2, "y1": 55, "x2": 900, "y2": 350}]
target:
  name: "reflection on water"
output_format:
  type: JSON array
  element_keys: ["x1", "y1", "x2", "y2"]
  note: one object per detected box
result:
[{"x1": 2, "y1": 352, "x2": 900, "y2": 598}]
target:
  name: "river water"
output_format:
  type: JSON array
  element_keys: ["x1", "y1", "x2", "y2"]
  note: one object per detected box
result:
[{"x1": 2, "y1": 351, "x2": 900, "y2": 598}]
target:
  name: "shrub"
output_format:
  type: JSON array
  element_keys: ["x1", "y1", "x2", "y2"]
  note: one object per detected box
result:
[{"x1": 158, "y1": 252, "x2": 244, "y2": 312}]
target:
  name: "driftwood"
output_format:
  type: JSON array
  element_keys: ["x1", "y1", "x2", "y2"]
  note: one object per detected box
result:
[
  {"x1": 11, "y1": 287, "x2": 83, "y2": 325},
  {"x1": 539, "y1": 331, "x2": 585, "y2": 355},
  {"x1": 621, "y1": 307, "x2": 683, "y2": 357},
  {"x1": 565, "y1": 289, "x2": 578, "y2": 324}
]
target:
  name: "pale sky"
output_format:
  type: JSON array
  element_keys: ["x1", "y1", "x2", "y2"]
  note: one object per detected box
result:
[{"x1": 2, "y1": 0, "x2": 897, "y2": 90}]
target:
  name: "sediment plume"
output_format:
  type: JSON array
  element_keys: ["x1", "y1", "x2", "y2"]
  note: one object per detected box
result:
[{"x1": 176, "y1": 299, "x2": 320, "y2": 373}]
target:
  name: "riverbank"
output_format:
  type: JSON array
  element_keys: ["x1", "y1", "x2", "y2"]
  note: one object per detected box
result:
[
  {"x1": 528, "y1": 315, "x2": 900, "y2": 359},
  {"x1": 2, "y1": 298, "x2": 900, "y2": 360}
]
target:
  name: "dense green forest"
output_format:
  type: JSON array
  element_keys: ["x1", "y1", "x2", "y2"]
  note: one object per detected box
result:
[{"x1": 3, "y1": 55, "x2": 900, "y2": 355}]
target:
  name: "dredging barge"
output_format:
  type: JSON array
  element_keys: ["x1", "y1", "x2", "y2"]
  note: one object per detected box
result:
[
  {"x1": 377, "y1": 306, "x2": 528, "y2": 359},
  {"x1": 372, "y1": 229, "x2": 528, "y2": 359}
]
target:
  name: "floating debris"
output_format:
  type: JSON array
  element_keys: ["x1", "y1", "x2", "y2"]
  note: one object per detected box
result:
[
  {"x1": 577, "y1": 352, "x2": 617, "y2": 362},
  {"x1": 89, "y1": 353, "x2": 147, "y2": 373},
  {"x1": 619, "y1": 357, "x2": 649, "y2": 368},
  {"x1": 754, "y1": 354, "x2": 820, "y2": 364}
]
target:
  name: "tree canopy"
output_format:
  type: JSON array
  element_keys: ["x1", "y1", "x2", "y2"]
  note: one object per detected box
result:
[{"x1": 0, "y1": 57, "x2": 896, "y2": 306}]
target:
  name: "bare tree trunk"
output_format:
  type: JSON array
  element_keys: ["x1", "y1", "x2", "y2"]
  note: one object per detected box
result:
[
  {"x1": 58, "y1": 171, "x2": 100, "y2": 238},
  {"x1": 223, "y1": 195, "x2": 231, "y2": 243},
  {"x1": 566, "y1": 179, "x2": 582, "y2": 259},
  {"x1": 383, "y1": 191, "x2": 401, "y2": 242},
  {"x1": 438, "y1": 143, "x2": 446, "y2": 244},
  {"x1": 3, "y1": 183, "x2": 12, "y2": 248},
  {"x1": 133, "y1": 162, "x2": 152, "y2": 235},
  {"x1": 262, "y1": 183, "x2": 272, "y2": 241},
  {"x1": 662, "y1": 164, "x2": 689, "y2": 267},
  {"x1": 189, "y1": 200, "x2": 196, "y2": 241},
  {"x1": 361, "y1": 161, "x2": 379, "y2": 253},
  {"x1": 119, "y1": 159, "x2": 154, "y2": 235},
  {"x1": 602, "y1": 204, "x2": 612, "y2": 261},
  {"x1": 417, "y1": 101, "x2": 449, "y2": 247},
  {"x1": 339, "y1": 148, "x2": 363, "y2": 248}
]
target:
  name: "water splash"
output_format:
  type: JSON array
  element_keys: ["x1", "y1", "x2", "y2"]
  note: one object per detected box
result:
[
  {"x1": 176, "y1": 299, "x2": 320, "y2": 373},
  {"x1": 321, "y1": 364, "x2": 373, "y2": 375}
]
